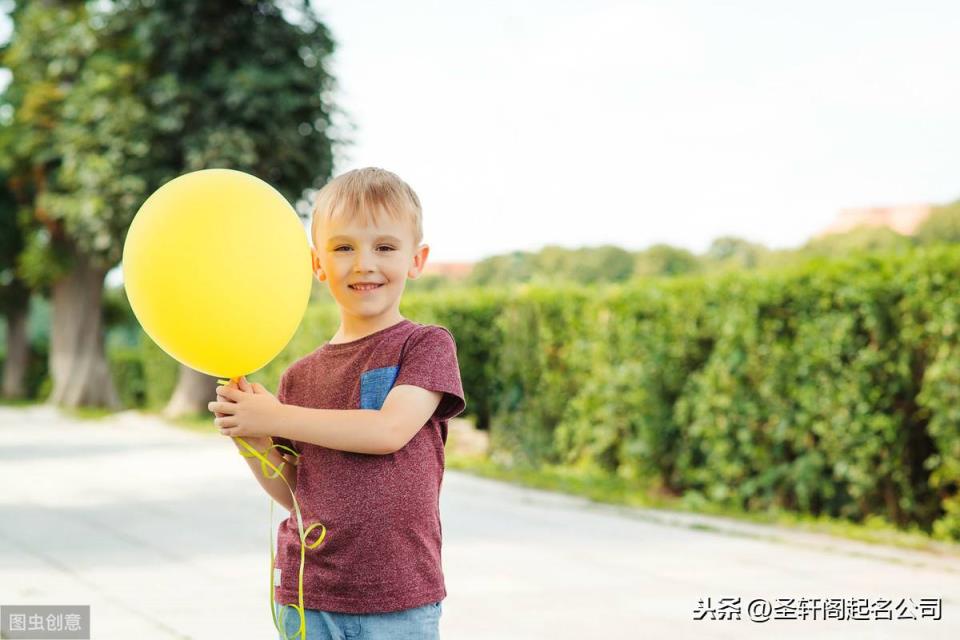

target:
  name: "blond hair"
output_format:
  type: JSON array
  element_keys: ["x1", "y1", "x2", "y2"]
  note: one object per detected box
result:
[{"x1": 311, "y1": 167, "x2": 423, "y2": 248}]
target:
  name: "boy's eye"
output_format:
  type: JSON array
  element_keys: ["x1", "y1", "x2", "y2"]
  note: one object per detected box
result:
[{"x1": 334, "y1": 246, "x2": 395, "y2": 252}]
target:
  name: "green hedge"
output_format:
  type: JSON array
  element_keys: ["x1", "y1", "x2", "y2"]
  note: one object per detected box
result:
[
  {"x1": 464, "y1": 247, "x2": 960, "y2": 541},
  {"x1": 0, "y1": 341, "x2": 49, "y2": 400},
  {"x1": 82, "y1": 244, "x2": 960, "y2": 541}
]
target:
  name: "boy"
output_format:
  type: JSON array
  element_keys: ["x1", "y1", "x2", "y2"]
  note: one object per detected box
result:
[{"x1": 208, "y1": 167, "x2": 466, "y2": 640}]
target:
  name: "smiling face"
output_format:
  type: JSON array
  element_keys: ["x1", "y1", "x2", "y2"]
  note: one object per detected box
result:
[{"x1": 312, "y1": 211, "x2": 429, "y2": 337}]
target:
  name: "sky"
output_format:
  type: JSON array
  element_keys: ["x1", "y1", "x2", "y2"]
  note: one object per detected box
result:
[
  {"x1": 3, "y1": 1, "x2": 960, "y2": 265},
  {"x1": 306, "y1": 0, "x2": 960, "y2": 261}
]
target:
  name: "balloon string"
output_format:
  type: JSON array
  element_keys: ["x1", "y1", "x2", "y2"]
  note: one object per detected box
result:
[{"x1": 219, "y1": 378, "x2": 326, "y2": 640}]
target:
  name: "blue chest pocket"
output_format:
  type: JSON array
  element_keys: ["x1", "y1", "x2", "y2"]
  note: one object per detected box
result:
[{"x1": 359, "y1": 365, "x2": 400, "y2": 410}]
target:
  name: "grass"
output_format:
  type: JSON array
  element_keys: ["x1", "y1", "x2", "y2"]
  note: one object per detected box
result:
[
  {"x1": 0, "y1": 397, "x2": 36, "y2": 407},
  {"x1": 169, "y1": 411, "x2": 220, "y2": 436},
  {"x1": 62, "y1": 406, "x2": 119, "y2": 421},
  {"x1": 55, "y1": 403, "x2": 220, "y2": 438}
]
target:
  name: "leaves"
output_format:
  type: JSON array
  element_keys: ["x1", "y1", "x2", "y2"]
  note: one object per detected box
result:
[
  {"x1": 439, "y1": 246, "x2": 960, "y2": 540},
  {"x1": 0, "y1": 0, "x2": 339, "y2": 278}
]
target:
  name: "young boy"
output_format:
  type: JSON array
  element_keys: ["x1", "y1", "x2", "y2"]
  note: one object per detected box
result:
[{"x1": 208, "y1": 167, "x2": 466, "y2": 640}]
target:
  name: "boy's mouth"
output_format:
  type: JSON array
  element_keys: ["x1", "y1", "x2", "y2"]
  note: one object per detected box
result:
[{"x1": 349, "y1": 283, "x2": 384, "y2": 292}]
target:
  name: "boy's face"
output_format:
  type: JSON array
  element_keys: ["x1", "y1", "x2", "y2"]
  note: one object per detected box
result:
[{"x1": 311, "y1": 213, "x2": 428, "y2": 322}]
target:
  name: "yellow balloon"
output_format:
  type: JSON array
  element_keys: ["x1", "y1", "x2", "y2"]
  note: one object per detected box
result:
[{"x1": 122, "y1": 169, "x2": 312, "y2": 379}]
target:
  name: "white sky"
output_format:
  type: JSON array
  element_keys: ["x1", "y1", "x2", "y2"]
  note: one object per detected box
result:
[
  {"x1": 310, "y1": 0, "x2": 960, "y2": 261},
  {"x1": 4, "y1": 1, "x2": 960, "y2": 267}
]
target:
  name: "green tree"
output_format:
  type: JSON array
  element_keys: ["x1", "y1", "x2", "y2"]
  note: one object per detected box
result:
[
  {"x1": 915, "y1": 201, "x2": 960, "y2": 245},
  {"x1": 801, "y1": 226, "x2": 914, "y2": 257},
  {"x1": 0, "y1": 0, "x2": 338, "y2": 408},
  {"x1": 468, "y1": 245, "x2": 635, "y2": 287},
  {"x1": 704, "y1": 235, "x2": 770, "y2": 270},
  {"x1": 0, "y1": 169, "x2": 31, "y2": 398},
  {"x1": 133, "y1": 0, "x2": 339, "y2": 416},
  {"x1": 633, "y1": 243, "x2": 702, "y2": 278},
  {"x1": 467, "y1": 250, "x2": 538, "y2": 287},
  {"x1": 562, "y1": 245, "x2": 634, "y2": 284},
  {"x1": 0, "y1": 0, "x2": 129, "y2": 408}
]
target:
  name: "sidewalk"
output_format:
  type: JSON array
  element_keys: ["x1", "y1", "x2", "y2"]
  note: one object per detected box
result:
[{"x1": 2, "y1": 405, "x2": 959, "y2": 639}]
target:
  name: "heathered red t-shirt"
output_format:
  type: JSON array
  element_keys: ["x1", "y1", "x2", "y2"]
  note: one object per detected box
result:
[{"x1": 271, "y1": 317, "x2": 466, "y2": 614}]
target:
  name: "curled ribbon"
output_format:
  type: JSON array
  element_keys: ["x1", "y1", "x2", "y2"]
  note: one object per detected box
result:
[{"x1": 219, "y1": 378, "x2": 326, "y2": 640}]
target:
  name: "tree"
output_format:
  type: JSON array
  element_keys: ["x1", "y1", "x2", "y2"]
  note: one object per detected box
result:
[
  {"x1": 564, "y1": 245, "x2": 634, "y2": 284},
  {"x1": 801, "y1": 226, "x2": 914, "y2": 257},
  {"x1": 0, "y1": 170, "x2": 31, "y2": 399},
  {"x1": 915, "y1": 201, "x2": 960, "y2": 245},
  {"x1": 0, "y1": 0, "x2": 134, "y2": 408},
  {"x1": 467, "y1": 250, "x2": 538, "y2": 287},
  {"x1": 704, "y1": 235, "x2": 770, "y2": 271},
  {"x1": 467, "y1": 244, "x2": 636, "y2": 288},
  {"x1": 134, "y1": 0, "x2": 339, "y2": 417},
  {"x1": 0, "y1": 0, "x2": 339, "y2": 410},
  {"x1": 633, "y1": 243, "x2": 702, "y2": 278}
]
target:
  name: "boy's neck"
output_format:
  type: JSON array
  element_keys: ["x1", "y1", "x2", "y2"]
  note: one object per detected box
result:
[{"x1": 330, "y1": 309, "x2": 407, "y2": 344}]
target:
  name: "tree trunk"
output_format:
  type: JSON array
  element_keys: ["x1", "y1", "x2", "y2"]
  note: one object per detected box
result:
[
  {"x1": 163, "y1": 364, "x2": 219, "y2": 419},
  {"x1": 2, "y1": 302, "x2": 30, "y2": 399},
  {"x1": 48, "y1": 252, "x2": 120, "y2": 409}
]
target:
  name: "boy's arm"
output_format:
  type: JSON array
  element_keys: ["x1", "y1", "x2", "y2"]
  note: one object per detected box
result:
[
  {"x1": 274, "y1": 385, "x2": 442, "y2": 455},
  {"x1": 234, "y1": 438, "x2": 298, "y2": 511},
  {"x1": 217, "y1": 379, "x2": 297, "y2": 510}
]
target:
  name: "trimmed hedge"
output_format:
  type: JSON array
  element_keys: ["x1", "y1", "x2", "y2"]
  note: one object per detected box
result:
[
  {"x1": 472, "y1": 247, "x2": 960, "y2": 540},
  {"x1": 79, "y1": 244, "x2": 960, "y2": 541}
]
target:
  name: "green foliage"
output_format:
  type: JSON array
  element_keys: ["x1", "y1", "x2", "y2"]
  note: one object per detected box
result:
[
  {"x1": 401, "y1": 286, "x2": 510, "y2": 431},
  {"x1": 0, "y1": 293, "x2": 50, "y2": 398},
  {"x1": 902, "y1": 255, "x2": 960, "y2": 539},
  {"x1": 801, "y1": 226, "x2": 915, "y2": 257},
  {"x1": 73, "y1": 243, "x2": 960, "y2": 544},
  {"x1": 404, "y1": 274, "x2": 458, "y2": 293},
  {"x1": 467, "y1": 245, "x2": 635, "y2": 287},
  {"x1": 485, "y1": 283, "x2": 599, "y2": 466},
  {"x1": 253, "y1": 299, "x2": 341, "y2": 393},
  {"x1": 466, "y1": 250, "x2": 538, "y2": 286},
  {"x1": 632, "y1": 243, "x2": 702, "y2": 277},
  {"x1": 556, "y1": 277, "x2": 715, "y2": 484},
  {"x1": 547, "y1": 248, "x2": 960, "y2": 540},
  {"x1": 356, "y1": 246, "x2": 960, "y2": 542},
  {"x1": 0, "y1": 172, "x2": 30, "y2": 312},
  {"x1": 1, "y1": 0, "x2": 140, "y2": 273},
  {"x1": 137, "y1": 329, "x2": 178, "y2": 410},
  {"x1": 449, "y1": 218, "x2": 960, "y2": 295},
  {"x1": 673, "y1": 260, "x2": 921, "y2": 522},
  {"x1": 548, "y1": 244, "x2": 635, "y2": 284},
  {"x1": 108, "y1": 343, "x2": 145, "y2": 408},
  {"x1": 703, "y1": 235, "x2": 770, "y2": 270},
  {"x1": 0, "y1": 0, "x2": 339, "y2": 279},
  {"x1": 127, "y1": 0, "x2": 340, "y2": 203},
  {"x1": 0, "y1": 0, "x2": 340, "y2": 406},
  {"x1": 915, "y1": 201, "x2": 960, "y2": 245}
]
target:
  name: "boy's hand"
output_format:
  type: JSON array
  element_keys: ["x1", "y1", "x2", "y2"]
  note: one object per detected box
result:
[
  {"x1": 209, "y1": 376, "x2": 282, "y2": 442},
  {"x1": 212, "y1": 378, "x2": 271, "y2": 452}
]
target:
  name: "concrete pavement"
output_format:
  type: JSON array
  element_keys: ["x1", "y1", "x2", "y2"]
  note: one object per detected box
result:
[{"x1": 2, "y1": 405, "x2": 959, "y2": 639}]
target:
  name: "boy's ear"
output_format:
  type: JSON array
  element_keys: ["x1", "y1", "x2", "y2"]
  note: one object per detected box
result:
[
  {"x1": 407, "y1": 244, "x2": 430, "y2": 280},
  {"x1": 311, "y1": 248, "x2": 326, "y2": 281}
]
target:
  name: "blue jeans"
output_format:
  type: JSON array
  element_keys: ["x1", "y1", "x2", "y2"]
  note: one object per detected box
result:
[{"x1": 273, "y1": 600, "x2": 442, "y2": 640}]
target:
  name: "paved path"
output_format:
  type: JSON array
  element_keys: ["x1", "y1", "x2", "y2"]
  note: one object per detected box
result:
[{"x1": 2, "y1": 405, "x2": 959, "y2": 639}]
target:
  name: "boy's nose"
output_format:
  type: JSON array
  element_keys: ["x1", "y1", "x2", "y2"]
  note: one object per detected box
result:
[{"x1": 352, "y1": 248, "x2": 377, "y2": 270}]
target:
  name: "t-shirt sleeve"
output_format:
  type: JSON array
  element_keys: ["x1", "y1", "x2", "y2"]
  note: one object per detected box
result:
[
  {"x1": 271, "y1": 371, "x2": 300, "y2": 456},
  {"x1": 394, "y1": 325, "x2": 467, "y2": 422}
]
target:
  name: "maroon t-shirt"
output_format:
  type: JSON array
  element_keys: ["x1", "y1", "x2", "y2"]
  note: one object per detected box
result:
[{"x1": 271, "y1": 318, "x2": 466, "y2": 614}]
